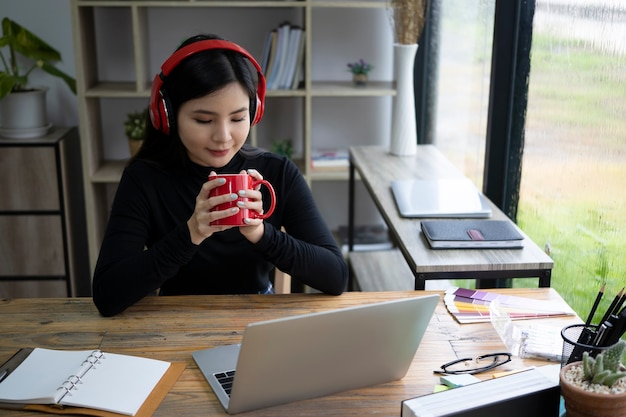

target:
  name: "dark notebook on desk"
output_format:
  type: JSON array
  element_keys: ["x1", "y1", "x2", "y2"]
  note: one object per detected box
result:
[
  {"x1": 192, "y1": 295, "x2": 439, "y2": 414},
  {"x1": 421, "y1": 220, "x2": 524, "y2": 249}
]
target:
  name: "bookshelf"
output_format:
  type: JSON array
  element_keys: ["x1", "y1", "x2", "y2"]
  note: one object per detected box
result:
[{"x1": 70, "y1": 0, "x2": 395, "y2": 272}]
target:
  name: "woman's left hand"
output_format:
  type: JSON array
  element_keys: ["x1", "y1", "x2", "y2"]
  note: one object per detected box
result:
[{"x1": 237, "y1": 168, "x2": 265, "y2": 243}]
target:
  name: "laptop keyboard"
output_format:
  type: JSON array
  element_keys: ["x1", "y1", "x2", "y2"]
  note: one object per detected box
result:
[{"x1": 214, "y1": 370, "x2": 236, "y2": 396}]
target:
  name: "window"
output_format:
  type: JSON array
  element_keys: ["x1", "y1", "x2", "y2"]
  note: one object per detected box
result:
[
  {"x1": 431, "y1": 0, "x2": 495, "y2": 188},
  {"x1": 519, "y1": 0, "x2": 626, "y2": 319}
]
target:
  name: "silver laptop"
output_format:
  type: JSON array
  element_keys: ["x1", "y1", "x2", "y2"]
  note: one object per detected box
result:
[
  {"x1": 192, "y1": 294, "x2": 439, "y2": 414},
  {"x1": 391, "y1": 178, "x2": 492, "y2": 218}
]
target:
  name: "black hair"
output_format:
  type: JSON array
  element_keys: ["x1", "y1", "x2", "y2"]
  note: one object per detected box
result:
[{"x1": 132, "y1": 34, "x2": 258, "y2": 171}]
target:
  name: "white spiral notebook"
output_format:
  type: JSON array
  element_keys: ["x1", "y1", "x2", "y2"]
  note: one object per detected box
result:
[{"x1": 0, "y1": 348, "x2": 171, "y2": 416}]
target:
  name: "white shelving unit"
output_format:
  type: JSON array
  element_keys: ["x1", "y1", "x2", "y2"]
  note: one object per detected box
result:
[{"x1": 71, "y1": 0, "x2": 395, "y2": 271}]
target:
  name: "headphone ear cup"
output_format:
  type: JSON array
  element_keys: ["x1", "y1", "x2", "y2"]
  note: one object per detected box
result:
[
  {"x1": 149, "y1": 73, "x2": 170, "y2": 135},
  {"x1": 252, "y1": 93, "x2": 264, "y2": 126},
  {"x1": 159, "y1": 89, "x2": 174, "y2": 135},
  {"x1": 149, "y1": 89, "x2": 172, "y2": 135}
]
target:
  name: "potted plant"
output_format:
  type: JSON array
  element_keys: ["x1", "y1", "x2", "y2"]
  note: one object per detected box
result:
[
  {"x1": 560, "y1": 339, "x2": 626, "y2": 417},
  {"x1": 271, "y1": 138, "x2": 293, "y2": 159},
  {"x1": 0, "y1": 17, "x2": 76, "y2": 137},
  {"x1": 347, "y1": 59, "x2": 373, "y2": 86},
  {"x1": 124, "y1": 108, "x2": 148, "y2": 157}
]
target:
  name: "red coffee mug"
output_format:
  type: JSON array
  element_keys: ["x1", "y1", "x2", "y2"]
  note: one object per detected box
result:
[{"x1": 209, "y1": 174, "x2": 276, "y2": 226}]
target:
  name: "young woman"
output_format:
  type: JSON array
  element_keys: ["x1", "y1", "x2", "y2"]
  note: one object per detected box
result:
[{"x1": 92, "y1": 34, "x2": 348, "y2": 316}]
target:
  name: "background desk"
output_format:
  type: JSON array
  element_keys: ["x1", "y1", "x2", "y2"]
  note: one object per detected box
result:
[
  {"x1": 348, "y1": 145, "x2": 554, "y2": 290},
  {"x1": 0, "y1": 289, "x2": 577, "y2": 417}
]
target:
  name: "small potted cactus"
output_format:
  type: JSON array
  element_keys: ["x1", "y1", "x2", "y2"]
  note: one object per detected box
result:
[{"x1": 560, "y1": 339, "x2": 626, "y2": 417}]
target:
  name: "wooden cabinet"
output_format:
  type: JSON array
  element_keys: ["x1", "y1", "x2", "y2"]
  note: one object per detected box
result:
[
  {"x1": 70, "y1": 0, "x2": 394, "y2": 271},
  {"x1": 0, "y1": 128, "x2": 91, "y2": 297}
]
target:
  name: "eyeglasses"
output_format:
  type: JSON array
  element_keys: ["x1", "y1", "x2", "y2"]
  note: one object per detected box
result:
[{"x1": 433, "y1": 352, "x2": 512, "y2": 375}]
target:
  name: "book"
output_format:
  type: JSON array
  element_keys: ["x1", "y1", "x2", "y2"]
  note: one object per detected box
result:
[
  {"x1": 266, "y1": 22, "x2": 291, "y2": 90},
  {"x1": 311, "y1": 148, "x2": 349, "y2": 170},
  {"x1": 260, "y1": 29, "x2": 274, "y2": 73},
  {"x1": 421, "y1": 220, "x2": 524, "y2": 249},
  {"x1": 444, "y1": 287, "x2": 576, "y2": 324},
  {"x1": 401, "y1": 366, "x2": 561, "y2": 417},
  {"x1": 0, "y1": 347, "x2": 178, "y2": 416},
  {"x1": 278, "y1": 26, "x2": 302, "y2": 89},
  {"x1": 290, "y1": 30, "x2": 306, "y2": 90},
  {"x1": 263, "y1": 30, "x2": 279, "y2": 79}
]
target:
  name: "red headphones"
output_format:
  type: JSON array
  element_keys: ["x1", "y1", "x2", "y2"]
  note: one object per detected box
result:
[{"x1": 149, "y1": 39, "x2": 266, "y2": 135}]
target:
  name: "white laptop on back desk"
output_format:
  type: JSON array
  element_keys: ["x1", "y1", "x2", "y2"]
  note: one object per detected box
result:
[
  {"x1": 192, "y1": 294, "x2": 439, "y2": 414},
  {"x1": 391, "y1": 178, "x2": 492, "y2": 218}
]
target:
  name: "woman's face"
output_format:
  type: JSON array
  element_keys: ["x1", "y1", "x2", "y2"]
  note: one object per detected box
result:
[{"x1": 177, "y1": 82, "x2": 251, "y2": 167}]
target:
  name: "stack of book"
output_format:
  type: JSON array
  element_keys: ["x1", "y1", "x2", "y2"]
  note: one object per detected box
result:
[
  {"x1": 261, "y1": 22, "x2": 305, "y2": 90},
  {"x1": 310, "y1": 148, "x2": 349, "y2": 171}
]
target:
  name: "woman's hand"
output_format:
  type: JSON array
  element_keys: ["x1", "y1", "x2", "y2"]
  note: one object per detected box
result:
[
  {"x1": 187, "y1": 171, "x2": 238, "y2": 245},
  {"x1": 237, "y1": 169, "x2": 265, "y2": 244}
]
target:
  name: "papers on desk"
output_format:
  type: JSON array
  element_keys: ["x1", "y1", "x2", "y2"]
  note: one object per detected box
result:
[
  {"x1": 490, "y1": 300, "x2": 565, "y2": 362},
  {"x1": 444, "y1": 288, "x2": 576, "y2": 324}
]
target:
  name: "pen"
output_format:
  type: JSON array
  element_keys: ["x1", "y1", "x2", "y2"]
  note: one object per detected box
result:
[
  {"x1": 616, "y1": 291, "x2": 626, "y2": 315},
  {"x1": 605, "y1": 309, "x2": 626, "y2": 346},
  {"x1": 585, "y1": 283, "x2": 605, "y2": 326},
  {"x1": 599, "y1": 287, "x2": 624, "y2": 325},
  {"x1": 592, "y1": 321, "x2": 613, "y2": 347}
]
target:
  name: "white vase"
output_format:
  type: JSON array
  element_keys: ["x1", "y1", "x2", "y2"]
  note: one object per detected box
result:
[{"x1": 390, "y1": 43, "x2": 418, "y2": 156}]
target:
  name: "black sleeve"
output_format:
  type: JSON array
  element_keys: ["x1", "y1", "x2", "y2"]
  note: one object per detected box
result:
[
  {"x1": 253, "y1": 162, "x2": 348, "y2": 295},
  {"x1": 92, "y1": 167, "x2": 199, "y2": 317}
]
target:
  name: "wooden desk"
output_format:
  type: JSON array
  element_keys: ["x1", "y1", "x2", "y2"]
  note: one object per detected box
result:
[
  {"x1": 348, "y1": 145, "x2": 554, "y2": 290},
  {"x1": 0, "y1": 289, "x2": 577, "y2": 416}
]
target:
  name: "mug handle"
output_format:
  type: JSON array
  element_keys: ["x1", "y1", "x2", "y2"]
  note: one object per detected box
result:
[{"x1": 250, "y1": 178, "x2": 276, "y2": 219}]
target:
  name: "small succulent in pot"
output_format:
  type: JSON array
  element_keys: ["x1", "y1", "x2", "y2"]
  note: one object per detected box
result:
[
  {"x1": 560, "y1": 340, "x2": 626, "y2": 417},
  {"x1": 581, "y1": 340, "x2": 626, "y2": 388},
  {"x1": 124, "y1": 108, "x2": 148, "y2": 141},
  {"x1": 347, "y1": 59, "x2": 373, "y2": 86},
  {"x1": 347, "y1": 59, "x2": 373, "y2": 75},
  {"x1": 124, "y1": 108, "x2": 147, "y2": 157}
]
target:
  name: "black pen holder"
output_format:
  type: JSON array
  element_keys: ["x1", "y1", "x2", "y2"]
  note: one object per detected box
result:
[{"x1": 561, "y1": 323, "x2": 610, "y2": 366}]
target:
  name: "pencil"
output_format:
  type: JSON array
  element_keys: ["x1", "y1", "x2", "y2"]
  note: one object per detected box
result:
[
  {"x1": 599, "y1": 287, "x2": 624, "y2": 325},
  {"x1": 585, "y1": 283, "x2": 605, "y2": 326},
  {"x1": 616, "y1": 290, "x2": 626, "y2": 316}
]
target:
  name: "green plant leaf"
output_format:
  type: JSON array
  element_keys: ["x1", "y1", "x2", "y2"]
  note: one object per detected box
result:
[
  {"x1": 40, "y1": 62, "x2": 76, "y2": 94},
  {"x1": 3, "y1": 18, "x2": 61, "y2": 63},
  {"x1": 0, "y1": 18, "x2": 75, "y2": 98},
  {"x1": 0, "y1": 72, "x2": 18, "y2": 97}
]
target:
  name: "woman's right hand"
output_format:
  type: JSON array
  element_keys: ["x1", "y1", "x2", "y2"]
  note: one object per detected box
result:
[{"x1": 187, "y1": 172, "x2": 239, "y2": 245}]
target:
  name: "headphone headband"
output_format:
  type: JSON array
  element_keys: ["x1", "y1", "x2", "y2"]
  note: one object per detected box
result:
[{"x1": 150, "y1": 39, "x2": 266, "y2": 135}]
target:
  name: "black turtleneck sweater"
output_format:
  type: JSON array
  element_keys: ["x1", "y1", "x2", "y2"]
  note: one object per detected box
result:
[{"x1": 92, "y1": 147, "x2": 348, "y2": 316}]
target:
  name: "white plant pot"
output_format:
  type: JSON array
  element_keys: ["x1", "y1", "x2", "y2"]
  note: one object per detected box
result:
[
  {"x1": 390, "y1": 43, "x2": 418, "y2": 156},
  {"x1": 0, "y1": 88, "x2": 51, "y2": 139}
]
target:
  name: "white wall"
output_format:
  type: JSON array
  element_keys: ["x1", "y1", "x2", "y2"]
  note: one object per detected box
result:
[{"x1": 4, "y1": 0, "x2": 78, "y2": 127}]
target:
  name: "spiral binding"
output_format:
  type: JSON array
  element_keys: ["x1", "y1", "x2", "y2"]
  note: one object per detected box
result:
[{"x1": 56, "y1": 350, "x2": 105, "y2": 402}]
